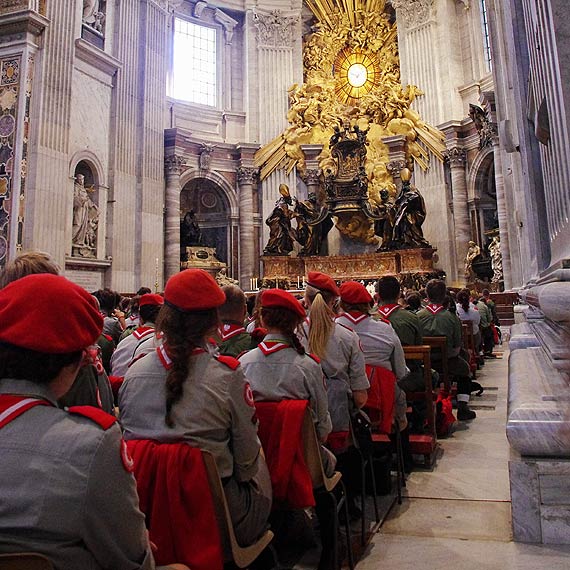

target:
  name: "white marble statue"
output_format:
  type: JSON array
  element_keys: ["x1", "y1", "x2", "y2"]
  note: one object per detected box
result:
[
  {"x1": 72, "y1": 174, "x2": 99, "y2": 257},
  {"x1": 489, "y1": 236, "x2": 503, "y2": 283}
]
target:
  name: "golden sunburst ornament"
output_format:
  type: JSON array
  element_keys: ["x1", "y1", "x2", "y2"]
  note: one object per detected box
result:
[{"x1": 333, "y1": 47, "x2": 380, "y2": 104}]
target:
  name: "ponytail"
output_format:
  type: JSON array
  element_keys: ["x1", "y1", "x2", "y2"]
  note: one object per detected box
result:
[
  {"x1": 457, "y1": 289, "x2": 470, "y2": 314},
  {"x1": 306, "y1": 287, "x2": 336, "y2": 360}
]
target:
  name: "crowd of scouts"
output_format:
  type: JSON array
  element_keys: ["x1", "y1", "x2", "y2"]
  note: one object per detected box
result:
[{"x1": 0, "y1": 251, "x2": 499, "y2": 570}]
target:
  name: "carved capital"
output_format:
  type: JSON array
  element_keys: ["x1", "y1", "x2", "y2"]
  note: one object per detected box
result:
[
  {"x1": 444, "y1": 147, "x2": 467, "y2": 168},
  {"x1": 165, "y1": 155, "x2": 185, "y2": 175},
  {"x1": 302, "y1": 169, "x2": 321, "y2": 185},
  {"x1": 386, "y1": 159, "x2": 407, "y2": 176},
  {"x1": 236, "y1": 166, "x2": 258, "y2": 185},
  {"x1": 391, "y1": 0, "x2": 434, "y2": 27},
  {"x1": 254, "y1": 10, "x2": 298, "y2": 48}
]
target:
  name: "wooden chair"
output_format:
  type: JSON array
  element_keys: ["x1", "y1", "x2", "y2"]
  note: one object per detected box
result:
[
  {"x1": 0, "y1": 554, "x2": 53, "y2": 570},
  {"x1": 202, "y1": 451, "x2": 275, "y2": 569},
  {"x1": 364, "y1": 365, "x2": 406, "y2": 505},
  {"x1": 403, "y1": 345, "x2": 438, "y2": 467},
  {"x1": 301, "y1": 408, "x2": 355, "y2": 570},
  {"x1": 460, "y1": 323, "x2": 477, "y2": 377},
  {"x1": 422, "y1": 336, "x2": 450, "y2": 391}
]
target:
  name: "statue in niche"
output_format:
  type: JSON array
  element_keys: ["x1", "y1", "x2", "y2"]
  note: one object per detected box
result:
[
  {"x1": 392, "y1": 173, "x2": 430, "y2": 250},
  {"x1": 464, "y1": 240, "x2": 481, "y2": 283},
  {"x1": 263, "y1": 184, "x2": 296, "y2": 256},
  {"x1": 374, "y1": 189, "x2": 396, "y2": 251},
  {"x1": 83, "y1": 0, "x2": 105, "y2": 33},
  {"x1": 180, "y1": 210, "x2": 203, "y2": 247},
  {"x1": 489, "y1": 236, "x2": 503, "y2": 283},
  {"x1": 72, "y1": 174, "x2": 99, "y2": 257},
  {"x1": 294, "y1": 192, "x2": 332, "y2": 256}
]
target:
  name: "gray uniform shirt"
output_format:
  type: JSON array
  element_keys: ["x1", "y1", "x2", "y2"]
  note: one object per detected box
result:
[
  {"x1": 0, "y1": 379, "x2": 153, "y2": 570},
  {"x1": 239, "y1": 333, "x2": 333, "y2": 440},
  {"x1": 299, "y1": 320, "x2": 369, "y2": 432},
  {"x1": 119, "y1": 348, "x2": 262, "y2": 481},
  {"x1": 335, "y1": 313, "x2": 408, "y2": 379}
]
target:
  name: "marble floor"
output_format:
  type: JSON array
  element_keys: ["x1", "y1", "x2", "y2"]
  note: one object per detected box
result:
[{"x1": 358, "y1": 349, "x2": 570, "y2": 569}]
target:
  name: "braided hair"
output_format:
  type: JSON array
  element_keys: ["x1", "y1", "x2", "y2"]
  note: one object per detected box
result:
[
  {"x1": 260, "y1": 306, "x2": 305, "y2": 355},
  {"x1": 156, "y1": 304, "x2": 219, "y2": 428}
]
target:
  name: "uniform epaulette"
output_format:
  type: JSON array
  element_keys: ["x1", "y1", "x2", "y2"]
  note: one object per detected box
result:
[
  {"x1": 336, "y1": 322, "x2": 352, "y2": 331},
  {"x1": 215, "y1": 354, "x2": 240, "y2": 370},
  {"x1": 380, "y1": 317, "x2": 391, "y2": 325},
  {"x1": 307, "y1": 352, "x2": 321, "y2": 364},
  {"x1": 67, "y1": 406, "x2": 117, "y2": 430}
]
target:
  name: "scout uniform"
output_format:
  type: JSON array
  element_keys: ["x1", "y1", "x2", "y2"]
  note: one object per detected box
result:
[
  {"x1": 0, "y1": 274, "x2": 153, "y2": 570},
  {"x1": 418, "y1": 302, "x2": 474, "y2": 416},
  {"x1": 118, "y1": 269, "x2": 271, "y2": 547},
  {"x1": 239, "y1": 288, "x2": 334, "y2": 473},
  {"x1": 218, "y1": 321, "x2": 256, "y2": 358},
  {"x1": 110, "y1": 293, "x2": 164, "y2": 377},
  {"x1": 377, "y1": 302, "x2": 427, "y2": 392},
  {"x1": 301, "y1": 272, "x2": 369, "y2": 434},
  {"x1": 338, "y1": 282, "x2": 408, "y2": 427}
]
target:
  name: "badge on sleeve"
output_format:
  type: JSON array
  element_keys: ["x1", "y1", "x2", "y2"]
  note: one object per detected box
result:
[
  {"x1": 121, "y1": 439, "x2": 135, "y2": 473},
  {"x1": 244, "y1": 382, "x2": 255, "y2": 408}
]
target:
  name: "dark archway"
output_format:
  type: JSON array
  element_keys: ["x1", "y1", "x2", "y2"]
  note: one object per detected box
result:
[{"x1": 180, "y1": 178, "x2": 230, "y2": 263}]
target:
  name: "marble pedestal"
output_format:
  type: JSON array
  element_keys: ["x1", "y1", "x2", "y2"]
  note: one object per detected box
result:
[{"x1": 510, "y1": 456, "x2": 570, "y2": 544}]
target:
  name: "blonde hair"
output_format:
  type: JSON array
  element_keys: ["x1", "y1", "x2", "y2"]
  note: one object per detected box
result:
[{"x1": 305, "y1": 284, "x2": 336, "y2": 359}]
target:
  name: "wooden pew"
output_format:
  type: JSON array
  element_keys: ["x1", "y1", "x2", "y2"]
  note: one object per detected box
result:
[
  {"x1": 461, "y1": 323, "x2": 478, "y2": 378},
  {"x1": 422, "y1": 336, "x2": 450, "y2": 391},
  {"x1": 403, "y1": 345, "x2": 438, "y2": 467}
]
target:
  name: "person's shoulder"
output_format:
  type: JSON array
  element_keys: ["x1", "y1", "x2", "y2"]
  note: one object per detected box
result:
[{"x1": 334, "y1": 320, "x2": 359, "y2": 338}]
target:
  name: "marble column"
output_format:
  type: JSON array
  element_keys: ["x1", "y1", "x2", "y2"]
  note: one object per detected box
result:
[
  {"x1": 237, "y1": 166, "x2": 258, "y2": 289},
  {"x1": 302, "y1": 169, "x2": 321, "y2": 200},
  {"x1": 446, "y1": 148, "x2": 471, "y2": 283},
  {"x1": 492, "y1": 136, "x2": 512, "y2": 289},
  {"x1": 164, "y1": 155, "x2": 184, "y2": 281}
]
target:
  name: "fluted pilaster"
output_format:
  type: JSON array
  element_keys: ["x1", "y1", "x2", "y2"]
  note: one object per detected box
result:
[{"x1": 492, "y1": 138, "x2": 512, "y2": 289}]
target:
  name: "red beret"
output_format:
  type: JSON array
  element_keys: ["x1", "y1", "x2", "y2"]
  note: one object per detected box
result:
[
  {"x1": 0, "y1": 274, "x2": 103, "y2": 353},
  {"x1": 340, "y1": 281, "x2": 373, "y2": 305},
  {"x1": 164, "y1": 269, "x2": 225, "y2": 312},
  {"x1": 139, "y1": 293, "x2": 164, "y2": 307},
  {"x1": 261, "y1": 288, "x2": 306, "y2": 320},
  {"x1": 306, "y1": 271, "x2": 340, "y2": 297}
]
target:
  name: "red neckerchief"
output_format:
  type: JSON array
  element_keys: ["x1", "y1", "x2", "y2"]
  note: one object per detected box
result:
[
  {"x1": 425, "y1": 303, "x2": 445, "y2": 315},
  {"x1": 258, "y1": 340, "x2": 291, "y2": 356},
  {"x1": 218, "y1": 322, "x2": 247, "y2": 341},
  {"x1": 0, "y1": 395, "x2": 53, "y2": 429},
  {"x1": 339, "y1": 311, "x2": 368, "y2": 325},
  {"x1": 132, "y1": 326, "x2": 155, "y2": 340},
  {"x1": 156, "y1": 345, "x2": 206, "y2": 370},
  {"x1": 377, "y1": 304, "x2": 400, "y2": 318}
]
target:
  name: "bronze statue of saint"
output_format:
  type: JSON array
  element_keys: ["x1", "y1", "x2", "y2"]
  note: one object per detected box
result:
[
  {"x1": 180, "y1": 210, "x2": 203, "y2": 247},
  {"x1": 263, "y1": 185, "x2": 296, "y2": 256},
  {"x1": 374, "y1": 189, "x2": 396, "y2": 251},
  {"x1": 392, "y1": 179, "x2": 430, "y2": 249},
  {"x1": 294, "y1": 193, "x2": 332, "y2": 256}
]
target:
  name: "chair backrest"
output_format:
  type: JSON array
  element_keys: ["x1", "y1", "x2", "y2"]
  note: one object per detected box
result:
[
  {"x1": 0, "y1": 553, "x2": 53, "y2": 570},
  {"x1": 402, "y1": 345, "x2": 435, "y2": 436},
  {"x1": 364, "y1": 364, "x2": 396, "y2": 435},
  {"x1": 201, "y1": 450, "x2": 274, "y2": 568},
  {"x1": 300, "y1": 407, "x2": 342, "y2": 493},
  {"x1": 422, "y1": 336, "x2": 449, "y2": 390},
  {"x1": 126, "y1": 440, "x2": 224, "y2": 570}
]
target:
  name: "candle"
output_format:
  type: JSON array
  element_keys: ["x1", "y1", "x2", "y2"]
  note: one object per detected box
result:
[
  {"x1": 155, "y1": 258, "x2": 159, "y2": 292},
  {"x1": 254, "y1": 277, "x2": 258, "y2": 290},
  {"x1": 297, "y1": 276, "x2": 300, "y2": 289}
]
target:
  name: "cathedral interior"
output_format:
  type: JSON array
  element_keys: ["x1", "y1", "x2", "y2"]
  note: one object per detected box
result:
[{"x1": 1, "y1": 0, "x2": 570, "y2": 567}]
